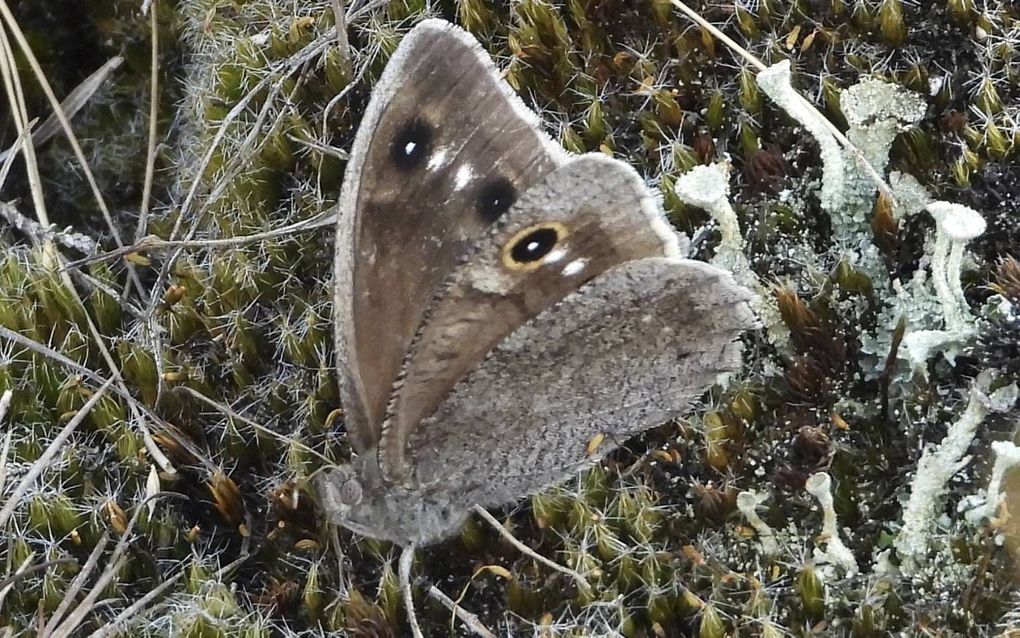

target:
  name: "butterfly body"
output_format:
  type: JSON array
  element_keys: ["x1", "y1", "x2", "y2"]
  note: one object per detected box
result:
[
  {"x1": 319, "y1": 19, "x2": 757, "y2": 546},
  {"x1": 319, "y1": 457, "x2": 465, "y2": 545}
]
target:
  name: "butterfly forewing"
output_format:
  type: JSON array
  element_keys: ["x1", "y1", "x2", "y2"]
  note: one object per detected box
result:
[{"x1": 334, "y1": 20, "x2": 568, "y2": 452}]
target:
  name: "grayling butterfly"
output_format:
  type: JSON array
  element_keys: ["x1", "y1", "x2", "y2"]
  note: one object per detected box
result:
[{"x1": 318, "y1": 18, "x2": 755, "y2": 553}]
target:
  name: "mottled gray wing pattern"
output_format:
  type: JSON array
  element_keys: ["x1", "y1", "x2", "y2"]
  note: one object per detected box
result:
[
  {"x1": 407, "y1": 257, "x2": 757, "y2": 509},
  {"x1": 334, "y1": 19, "x2": 568, "y2": 452},
  {"x1": 379, "y1": 154, "x2": 682, "y2": 483}
]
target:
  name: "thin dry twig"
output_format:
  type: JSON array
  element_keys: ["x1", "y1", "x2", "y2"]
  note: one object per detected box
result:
[
  {"x1": 136, "y1": 0, "x2": 160, "y2": 243},
  {"x1": 87, "y1": 550, "x2": 251, "y2": 638},
  {"x1": 0, "y1": 327, "x2": 128, "y2": 400},
  {"x1": 0, "y1": 553, "x2": 35, "y2": 613},
  {"x1": 0, "y1": 390, "x2": 12, "y2": 495},
  {"x1": 178, "y1": 385, "x2": 338, "y2": 467},
  {"x1": 0, "y1": 326, "x2": 215, "y2": 472},
  {"x1": 331, "y1": 0, "x2": 354, "y2": 79},
  {"x1": 0, "y1": 559, "x2": 78, "y2": 594},
  {"x1": 0, "y1": 57, "x2": 122, "y2": 164},
  {"x1": 84, "y1": 568, "x2": 182, "y2": 638},
  {"x1": 347, "y1": 0, "x2": 391, "y2": 21},
  {"x1": 48, "y1": 555, "x2": 128, "y2": 638},
  {"x1": 0, "y1": 2, "x2": 147, "y2": 298},
  {"x1": 0, "y1": 302, "x2": 175, "y2": 474},
  {"x1": 399, "y1": 546, "x2": 425, "y2": 638},
  {"x1": 65, "y1": 268, "x2": 147, "y2": 320},
  {"x1": 145, "y1": 35, "x2": 332, "y2": 407},
  {"x1": 63, "y1": 207, "x2": 336, "y2": 271},
  {"x1": 48, "y1": 492, "x2": 185, "y2": 638},
  {"x1": 158, "y1": 30, "x2": 334, "y2": 249},
  {"x1": 0, "y1": 117, "x2": 33, "y2": 189},
  {"x1": 0, "y1": 10, "x2": 174, "y2": 473},
  {"x1": 0, "y1": 201, "x2": 97, "y2": 254},
  {"x1": 321, "y1": 36, "x2": 372, "y2": 131},
  {"x1": 39, "y1": 535, "x2": 111, "y2": 638},
  {"x1": 0, "y1": 21, "x2": 48, "y2": 242}
]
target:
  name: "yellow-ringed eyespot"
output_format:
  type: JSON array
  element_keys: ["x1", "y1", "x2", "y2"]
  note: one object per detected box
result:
[{"x1": 501, "y1": 222, "x2": 568, "y2": 271}]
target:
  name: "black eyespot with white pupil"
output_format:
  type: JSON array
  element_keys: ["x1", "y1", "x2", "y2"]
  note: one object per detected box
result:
[
  {"x1": 390, "y1": 117, "x2": 432, "y2": 169},
  {"x1": 510, "y1": 227, "x2": 560, "y2": 263},
  {"x1": 476, "y1": 177, "x2": 516, "y2": 223}
]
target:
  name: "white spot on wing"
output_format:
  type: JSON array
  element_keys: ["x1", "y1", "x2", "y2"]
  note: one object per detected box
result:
[
  {"x1": 543, "y1": 248, "x2": 567, "y2": 264},
  {"x1": 563, "y1": 258, "x2": 588, "y2": 276},
  {"x1": 427, "y1": 147, "x2": 450, "y2": 171},
  {"x1": 453, "y1": 164, "x2": 475, "y2": 191}
]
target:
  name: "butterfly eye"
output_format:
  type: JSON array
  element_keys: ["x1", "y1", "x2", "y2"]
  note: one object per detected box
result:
[
  {"x1": 502, "y1": 222, "x2": 568, "y2": 270},
  {"x1": 390, "y1": 117, "x2": 433, "y2": 169},
  {"x1": 339, "y1": 478, "x2": 364, "y2": 506}
]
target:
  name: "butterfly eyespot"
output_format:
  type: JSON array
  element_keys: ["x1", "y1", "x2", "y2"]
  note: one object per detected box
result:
[
  {"x1": 475, "y1": 177, "x2": 516, "y2": 223},
  {"x1": 390, "y1": 117, "x2": 433, "y2": 169},
  {"x1": 501, "y1": 222, "x2": 568, "y2": 271}
]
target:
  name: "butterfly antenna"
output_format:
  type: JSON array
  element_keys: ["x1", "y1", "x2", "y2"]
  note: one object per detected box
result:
[{"x1": 472, "y1": 505, "x2": 591, "y2": 590}]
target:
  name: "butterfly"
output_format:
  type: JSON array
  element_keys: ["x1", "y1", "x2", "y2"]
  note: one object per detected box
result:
[{"x1": 317, "y1": 18, "x2": 755, "y2": 550}]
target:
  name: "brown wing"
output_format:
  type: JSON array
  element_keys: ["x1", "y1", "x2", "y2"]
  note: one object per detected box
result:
[
  {"x1": 334, "y1": 19, "x2": 568, "y2": 452},
  {"x1": 379, "y1": 154, "x2": 683, "y2": 483}
]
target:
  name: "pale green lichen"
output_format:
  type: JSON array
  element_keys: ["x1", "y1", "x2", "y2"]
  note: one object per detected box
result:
[
  {"x1": 965, "y1": 440, "x2": 1020, "y2": 524},
  {"x1": 894, "y1": 371, "x2": 1017, "y2": 574},
  {"x1": 836, "y1": 77, "x2": 926, "y2": 240},
  {"x1": 757, "y1": 60, "x2": 847, "y2": 213}
]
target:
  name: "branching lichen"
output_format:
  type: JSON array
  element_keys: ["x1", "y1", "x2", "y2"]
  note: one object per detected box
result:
[{"x1": 894, "y1": 371, "x2": 1017, "y2": 574}]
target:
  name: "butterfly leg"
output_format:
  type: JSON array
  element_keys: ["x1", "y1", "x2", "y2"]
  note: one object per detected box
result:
[
  {"x1": 328, "y1": 527, "x2": 350, "y2": 600},
  {"x1": 398, "y1": 544, "x2": 425, "y2": 638},
  {"x1": 472, "y1": 505, "x2": 591, "y2": 590}
]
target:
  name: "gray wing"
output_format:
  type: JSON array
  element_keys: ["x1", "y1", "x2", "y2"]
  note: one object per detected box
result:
[
  {"x1": 334, "y1": 19, "x2": 568, "y2": 452},
  {"x1": 378, "y1": 154, "x2": 682, "y2": 484},
  {"x1": 406, "y1": 257, "x2": 758, "y2": 510}
]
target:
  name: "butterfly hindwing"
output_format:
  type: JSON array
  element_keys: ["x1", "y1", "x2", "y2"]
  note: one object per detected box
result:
[{"x1": 406, "y1": 257, "x2": 756, "y2": 509}]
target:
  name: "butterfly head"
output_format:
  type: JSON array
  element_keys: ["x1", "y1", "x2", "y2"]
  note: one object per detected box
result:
[
  {"x1": 315, "y1": 464, "x2": 366, "y2": 524},
  {"x1": 314, "y1": 459, "x2": 470, "y2": 545}
]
